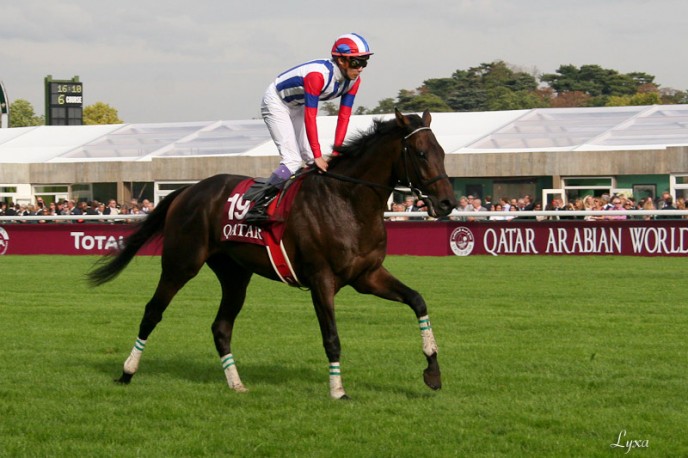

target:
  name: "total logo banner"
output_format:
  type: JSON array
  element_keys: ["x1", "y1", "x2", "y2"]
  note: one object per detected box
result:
[
  {"x1": 0, "y1": 225, "x2": 161, "y2": 256},
  {"x1": 449, "y1": 223, "x2": 688, "y2": 256}
]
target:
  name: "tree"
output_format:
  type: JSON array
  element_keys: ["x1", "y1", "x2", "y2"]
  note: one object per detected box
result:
[
  {"x1": 549, "y1": 90, "x2": 592, "y2": 108},
  {"x1": 394, "y1": 90, "x2": 452, "y2": 112},
  {"x1": 541, "y1": 65, "x2": 652, "y2": 106},
  {"x1": 320, "y1": 102, "x2": 338, "y2": 116},
  {"x1": 83, "y1": 102, "x2": 123, "y2": 125},
  {"x1": 487, "y1": 87, "x2": 550, "y2": 111},
  {"x1": 606, "y1": 92, "x2": 661, "y2": 107},
  {"x1": 367, "y1": 98, "x2": 396, "y2": 114},
  {"x1": 659, "y1": 87, "x2": 688, "y2": 104},
  {"x1": 9, "y1": 99, "x2": 44, "y2": 127},
  {"x1": 422, "y1": 61, "x2": 539, "y2": 112},
  {"x1": 366, "y1": 61, "x2": 679, "y2": 114}
]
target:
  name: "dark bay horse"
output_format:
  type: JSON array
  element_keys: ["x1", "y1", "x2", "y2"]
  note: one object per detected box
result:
[{"x1": 89, "y1": 109, "x2": 457, "y2": 399}]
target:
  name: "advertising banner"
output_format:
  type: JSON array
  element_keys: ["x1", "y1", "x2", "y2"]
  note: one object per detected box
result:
[
  {"x1": 0, "y1": 224, "x2": 161, "y2": 256},
  {"x1": 385, "y1": 220, "x2": 688, "y2": 257},
  {"x1": 1, "y1": 220, "x2": 687, "y2": 257}
]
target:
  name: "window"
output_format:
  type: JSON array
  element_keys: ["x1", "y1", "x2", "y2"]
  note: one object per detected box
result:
[
  {"x1": 561, "y1": 177, "x2": 615, "y2": 202},
  {"x1": 671, "y1": 174, "x2": 688, "y2": 201},
  {"x1": 154, "y1": 181, "x2": 198, "y2": 205},
  {"x1": 32, "y1": 185, "x2": 70, "y2": 205}
]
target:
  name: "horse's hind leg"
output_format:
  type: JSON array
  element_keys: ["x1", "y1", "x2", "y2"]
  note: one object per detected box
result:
[
  {"x1": 351, "y1": 266, "x2": 441, "y2": 391},
  {"x1": 207, "y1": 254, "x2": 252, "y2": 392},
  {"x1": 118, "y1": 253, "x2": 204, "y2": 384}
]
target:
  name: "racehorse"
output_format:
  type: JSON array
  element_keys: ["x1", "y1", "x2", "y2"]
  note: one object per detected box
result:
[{"x1": 88, "y1": 109, "x2": 457, "y2": 399}]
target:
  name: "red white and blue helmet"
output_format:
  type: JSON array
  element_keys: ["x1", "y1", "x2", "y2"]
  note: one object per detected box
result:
[{"x1": 331, "y1": 33, "x2": 373, "y2": 57}]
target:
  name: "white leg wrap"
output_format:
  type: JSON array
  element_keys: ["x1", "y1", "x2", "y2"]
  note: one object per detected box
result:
[
  {"x1": 328, "y1": 362, "x2": 346, "y2": 399},
  {"x1": 123, "y1": 338, "x2": 146, "y2": 374},
  {"x1": 221, "y1": 354, "x2": 247, "y2": 392},
  {"x1": 418, "y1": 315, "x2": 438, "y2": 357}
]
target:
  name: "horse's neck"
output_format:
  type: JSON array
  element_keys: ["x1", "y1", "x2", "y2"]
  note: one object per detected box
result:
[
  {"x1": 337, "y1": 141, "x2": 399, "y2": 188},
  {"x1": 332, "y1": 147, "x2": 398, "y2": 211}
]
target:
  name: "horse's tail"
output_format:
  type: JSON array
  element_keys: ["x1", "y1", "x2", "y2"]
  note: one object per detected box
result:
[{"x1": 87, "y1": 186, "x2": 190, "y2": 286}]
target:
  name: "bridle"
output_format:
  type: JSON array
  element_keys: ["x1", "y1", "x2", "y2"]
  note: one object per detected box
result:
[{"x1": 400, "y1": 127, "x2": 449, "y2": 200}]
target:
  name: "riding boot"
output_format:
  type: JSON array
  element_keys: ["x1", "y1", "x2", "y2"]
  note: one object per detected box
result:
[
  {"x1": 244, "y1": 183, "x2": 281, "y2": 223},
  {"x1": 244, "y1": 165, "x2": 292, "y2": 223}
]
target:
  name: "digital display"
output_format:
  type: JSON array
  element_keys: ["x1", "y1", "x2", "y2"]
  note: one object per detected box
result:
[
  {"x1": 50, "y1": 83, "x2": 83, "y2": 106},
  {"x1": 45, "y1": 77, "x2": 83, "y2": 125}
]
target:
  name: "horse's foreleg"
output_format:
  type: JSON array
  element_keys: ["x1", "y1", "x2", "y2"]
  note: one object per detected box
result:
[
  {"x1": 352, "y1": 266, "x2": 442, "y2": 391},
  {"x1": 310, "y1": 285, "x2": 348, "y2": 400},
  {"x1": 418, "y1": 315, "x2": 441, "y2": 390},
  {"x1": 220, "y1": 353, "x2": 247, "y2": 392}
]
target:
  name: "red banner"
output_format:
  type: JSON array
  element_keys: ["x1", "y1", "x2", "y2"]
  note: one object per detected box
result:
[
  {"x1": 1, "y1": 220, "x2": 687, "y2": 256},
  {"x1": 0, "y1": 224, "x2": 161, "y2": 256},
  {"x1": 385, "y1": 220, "x2": 688, "y2": 256}
]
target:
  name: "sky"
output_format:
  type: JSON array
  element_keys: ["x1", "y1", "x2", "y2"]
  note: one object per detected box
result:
[{"x1": 2, "y1": 0, "x2": 687, "y2": 124}]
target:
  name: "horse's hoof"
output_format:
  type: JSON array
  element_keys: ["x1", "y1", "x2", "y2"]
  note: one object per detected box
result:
[
  {"x1": 423, "y1": 370, "x2": 442, "y2": 391},
  {"x1": 116, "y1": 372, "x2": 133, "y2": 384},
  {"x1": 231, "y1": 384, "x2": 249, "y2": 393},
  {"x1": 337, "y1": 394, "x2": 352, "y2": 401}
]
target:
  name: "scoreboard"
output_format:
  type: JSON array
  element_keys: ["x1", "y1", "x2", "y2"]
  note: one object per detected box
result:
[{"x1": 44, "y1": 75, "x2": 83, "y2": 125}]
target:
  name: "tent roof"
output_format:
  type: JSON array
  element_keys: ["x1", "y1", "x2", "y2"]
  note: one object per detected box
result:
[{"x1": 2, "y1": 104, "x2": 688, "y2": 164}]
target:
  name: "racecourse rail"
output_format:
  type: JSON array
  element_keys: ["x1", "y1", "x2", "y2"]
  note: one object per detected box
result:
[{"x1": 2, "y1": 210, "x2": 688, "y2": 257}]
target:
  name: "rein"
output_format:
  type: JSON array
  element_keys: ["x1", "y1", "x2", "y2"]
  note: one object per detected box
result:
[
  {"x1": 321, "y1": 170, "x2": 395, "y2": 192},
  {"x1": 322, "y1": 125, "x2": 446, "y2": 197}
]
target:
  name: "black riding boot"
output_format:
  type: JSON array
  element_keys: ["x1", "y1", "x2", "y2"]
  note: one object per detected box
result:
[{"x1": 244, "y1": 183, "x2": 280, "y2": 223}]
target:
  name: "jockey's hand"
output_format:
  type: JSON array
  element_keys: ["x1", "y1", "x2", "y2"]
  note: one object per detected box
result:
[{"x1": 314, "y1": 156, "x2": 328, "y2": 172}]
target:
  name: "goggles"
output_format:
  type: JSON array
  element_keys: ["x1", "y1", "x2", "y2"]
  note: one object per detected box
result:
[{"x1": 347, "y1": 56, "x2": 369, "y2": 69}]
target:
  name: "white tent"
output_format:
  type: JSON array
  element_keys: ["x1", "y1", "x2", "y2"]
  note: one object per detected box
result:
[{"x1": 2, "y1": 105, "x2": 688, "y2": 164}]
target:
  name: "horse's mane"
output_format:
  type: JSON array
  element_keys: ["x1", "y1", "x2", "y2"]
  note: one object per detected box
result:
[{"x1": 329, "y1": 114, "x2": 425, "y2": 166}]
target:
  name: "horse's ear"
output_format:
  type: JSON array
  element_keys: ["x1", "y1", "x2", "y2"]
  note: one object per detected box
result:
[
  {"x1": 394, "y1": 108, "x2": 408, "y2": 127},
  {"x1": 422, "y1": 110, "x2": 432, "y2": 127}
]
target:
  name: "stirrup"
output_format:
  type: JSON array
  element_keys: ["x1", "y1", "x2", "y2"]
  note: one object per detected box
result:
[
  {"x1": 245, "y1": 202, "x2": 273, "y2": 223},
  {"x1": 243, "y1": 182, "x2": 272, "y2": 201},
  {"x1": 244, "y1": 211, "x2": 271, "y2": 223},
  {"x1": 244, "y1": 184, "x2": 279, "y2": 223}
]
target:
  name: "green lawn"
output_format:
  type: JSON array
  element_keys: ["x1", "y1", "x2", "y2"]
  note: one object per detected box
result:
[{"x1": 0, "y1": 255, "x2": 685, "y2": 457}]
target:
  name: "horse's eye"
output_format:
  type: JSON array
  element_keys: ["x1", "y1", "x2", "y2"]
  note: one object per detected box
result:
[{"x1": 418, "y1": 151, "x2": 427, "y2": 159}]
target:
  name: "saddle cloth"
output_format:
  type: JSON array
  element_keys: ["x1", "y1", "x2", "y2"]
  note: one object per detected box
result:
[{"x1": 221, "y1": 177, "x2": 304, "y2": 286}]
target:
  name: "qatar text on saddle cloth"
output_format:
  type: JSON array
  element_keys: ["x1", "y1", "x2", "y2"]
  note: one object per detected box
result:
[{"x1": 221, "y1": 177, "x2": 303, "y2": 286}]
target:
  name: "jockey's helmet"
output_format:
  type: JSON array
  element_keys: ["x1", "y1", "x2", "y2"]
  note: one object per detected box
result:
[{"x1": 331, "y1": 33, "x2": 373, "y2": 57}]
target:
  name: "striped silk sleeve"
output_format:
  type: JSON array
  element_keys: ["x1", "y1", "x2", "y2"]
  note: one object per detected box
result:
[
  {"x1": 334, "y1": 78, "x2": 361, "y2": 149},
  {"x1": 303, "y1": 72, "x2": 325, "y2": 158}
]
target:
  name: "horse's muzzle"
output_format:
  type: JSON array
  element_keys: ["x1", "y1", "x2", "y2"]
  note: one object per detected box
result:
[{"x1": 429, "y1": 198, "x2": 455, "y2": 218}]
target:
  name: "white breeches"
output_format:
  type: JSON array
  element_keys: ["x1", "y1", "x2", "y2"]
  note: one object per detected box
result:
[{"x1": 261, "y1": 83, "x2": 314, "y2": 174}]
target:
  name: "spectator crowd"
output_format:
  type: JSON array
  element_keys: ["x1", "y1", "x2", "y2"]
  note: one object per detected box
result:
[
  {"x1": 386, "y1": 191, "x2": 687, "y2": 221},
  {"x1": 2, "y1": 192, "x2": 686, "y2": 223},
  {"x1": 0, "y1": 197, "x2": 155, "y2": 223}
]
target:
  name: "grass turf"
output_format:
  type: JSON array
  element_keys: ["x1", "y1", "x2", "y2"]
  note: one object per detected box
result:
[{"x1": 0, "y1": 255, "x2": 685, "y2": 457}]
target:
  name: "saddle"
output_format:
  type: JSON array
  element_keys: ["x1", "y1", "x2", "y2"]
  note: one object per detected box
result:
[{"x1": 221, "y1": 175, "x2": 305, "y2": 286}]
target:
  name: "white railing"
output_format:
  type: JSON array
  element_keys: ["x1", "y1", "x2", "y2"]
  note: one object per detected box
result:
[
  {"x1": 384, "y1": 209, "x2": 688, "y2": 219},
  {"x1": 0, "y1": 214, "x2": 148, "y2": 223},
  {"x1": 2, "y1": 210, "x2": 688, "y2": 224}
]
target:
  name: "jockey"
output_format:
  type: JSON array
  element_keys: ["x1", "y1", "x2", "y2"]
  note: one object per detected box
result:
[{"x1": 244, "y1": 33, "x2": 373, "y2": 222}]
